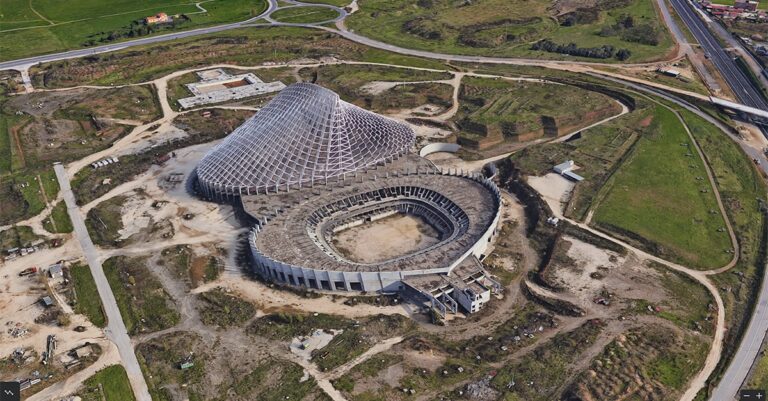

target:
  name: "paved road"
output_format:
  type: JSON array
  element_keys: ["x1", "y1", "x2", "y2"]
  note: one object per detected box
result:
[
  {"x1": 668, "y1": 0, "x2": 768, "y2": 111},
  {"x1": 53, "y1": 163, "x2": 152, "y2": 401}
]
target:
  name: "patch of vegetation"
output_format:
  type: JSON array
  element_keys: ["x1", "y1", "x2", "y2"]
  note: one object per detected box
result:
[
  {"x1": 79, "y1": 365, "x2": 136, "y2": 401},
  {"x1": 43, "y1": 201, "x2": 73, "y2": 233},
  {"x1": 159, "y1": 245, "x2": 223, "y2": 288},
  {"x1": 30, "y1": 27, "x2": 447, "y2": 88},
  {"x1": 85, "y1": 194, "x2": 128, "y2": 247},
  {"x1": 250, "y1": 313, "x2": 414, "y2": 371},
  {"x1": 565, "y1": 326, "x2": 708, "y2": 399},
  {"x1": 490, "y1": 319, "x2": 605, "y2": 400},
  {"x1": 0, "y1": 225, "x2": 42, "y2": 250},
  {"x1": 348, "y1": 0, "x2": 674, "y2": 62},
  {"x1": 592, "y1": 105, "x2": 732, "y2": 269},
  {"x1": 746, "y1": 350, "x2": 768, "y2": 395},
  {"x1": 71, "y1": 263, "x2": 107, "y2": 327},
  {"x1": 197, "y1": 288, "x2": 257, "y2": 328},
  {"x1": 0, "y1": 0, "x2": 270, "y2": 61},
  {"x1": 299, "y1": 0, "x2": 351, "y2": 6},
  {"x1": 270, "y1": 6, "x2": 340, "y2": 23},
  {"x1": 104, "y1": 255, "x2": 180, "y2": 335},
  {"x1": 301, "y1": 64, "x2": 454, "y2": 114},
  {"x1": 457, "y1": 76, "x2": 621, "y2": 156},
  {"x1": 136, "y1": 331, "x2": 207, "y2": 401},
  {"x1": 224, "y1": 358, "x2": 329, "y2": 401},
  {"x1": 654, "y1": 262, "x2": 715, "y2": 335},
  {"x1": 0, "y1": 169, "x2": 59, "y2": 225}
]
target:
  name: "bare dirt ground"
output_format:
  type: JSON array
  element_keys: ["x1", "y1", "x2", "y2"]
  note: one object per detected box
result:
[
  {"x1": 332, "y1": 214, "x2": 441, "y2": 263},
  {"x1": 526, "y1": 173, "x2": 575, "y2": 218}
]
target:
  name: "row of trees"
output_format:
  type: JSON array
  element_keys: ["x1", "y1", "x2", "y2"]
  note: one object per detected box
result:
[{"x1": 531, "y1": 40, "x2": 632, "y2": 60}]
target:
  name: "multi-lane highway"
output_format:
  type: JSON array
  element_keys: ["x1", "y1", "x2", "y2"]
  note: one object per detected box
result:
[{"x1": 668, "y1": 0, "x2": 768, "y2": 111}]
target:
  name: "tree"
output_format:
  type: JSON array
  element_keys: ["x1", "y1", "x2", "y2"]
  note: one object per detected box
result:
[{"x1": 616, "y1": 48, "x2": 632, "y2": 61}]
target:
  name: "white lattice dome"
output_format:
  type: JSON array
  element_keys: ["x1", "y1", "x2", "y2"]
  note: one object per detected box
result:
[{"x1": 196, "y1": 83, "x2": 415, "y2": 197}]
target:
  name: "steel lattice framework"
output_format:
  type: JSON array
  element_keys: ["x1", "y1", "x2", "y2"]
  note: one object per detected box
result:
[{"x1": 196, "y1": 83, "x2": 415, "y2": 197}]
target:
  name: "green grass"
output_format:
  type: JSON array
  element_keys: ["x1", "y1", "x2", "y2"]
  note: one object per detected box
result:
[
  {"x1": 270, "y1": 6, "x2": 340, "y2": 23},
  {"x1": 85, "y1": 195, "x2": 127, "y2": 246},
  {"x1": 298, "y1": 0, "x2": 351, "y2": 6},
  {"x1": 71, "y1": 263, "x2": 107, "y2": 327},
  {"x1": 104, "y1": 255, "x2": 180, "y2": 335},
  {"x1": 592, "y1": 105, "x2": 732, "y2": 269},
  {"x1": 0, "y1": 108, "x2": 12, "y2": 175},
  {"x1": 0, "y1": 0, "x2": 270, "y2": 61},
  {"x1": 79, "y1": 365, "x2": 136, "y2": 401},
  {"x1": 674, "y1": 108, "x2": 768, "y2": 392},
  {"x1": 347, "y1": 0, "x2": 674, "y2": 63},
  {"x1": 196, "y1": 289, "x2": 257, "y2": 328},
  {"x1": 746, "y1": 351, "x2": 768, "y2": 393},
  {"x1": 43, "y1": 201, "x2": 73, "y2": 233}
]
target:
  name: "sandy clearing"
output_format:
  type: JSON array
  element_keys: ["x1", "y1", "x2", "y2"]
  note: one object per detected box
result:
[{"x1": 526, "y1": 173, "x2": 575, "y2": 218}]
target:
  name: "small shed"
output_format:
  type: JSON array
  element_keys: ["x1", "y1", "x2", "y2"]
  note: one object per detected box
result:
[
  {"x1": 40, "y1": 296, "x2": 55, "y2": 307},
  {"x1": 48, "y1": 264, "x2": 64, "y2": 279}
]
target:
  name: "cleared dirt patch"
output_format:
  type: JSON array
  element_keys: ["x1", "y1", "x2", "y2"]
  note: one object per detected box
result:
[{"x1": 332, "y1": 213, "x2": 441, "y2": 263}]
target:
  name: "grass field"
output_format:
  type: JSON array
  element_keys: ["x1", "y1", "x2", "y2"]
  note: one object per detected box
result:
[
  {"x1": 43, "y1": 201, "x2": 73, "y2": 233},
  {"x1": 347, "y1": 0, "x2": 675, "y2": 62},
  {"x1": 270, "y1": 6, "x2": 340, "y2": 23},
  {"x1": 71, "y1": 263, "x2": 107, "y2": 327},
  {"x1": 298, "y1": 0, "x2": 351, "y2": 6},
  {"x1": 104, "y1": 255, "x2": 180, "y2": 335},
  {"x1": 79, "y1": 365, "x2": 136, "y2": 401},
  {"x1": 0, "y1": 0, "x2": 269, "y2": 61},
  {"x1": 673, "y1": 108, "x2": 768, "y2": 392},
  {"x1": 592, "y1": 105, "x2": 732, "y2": 269}
]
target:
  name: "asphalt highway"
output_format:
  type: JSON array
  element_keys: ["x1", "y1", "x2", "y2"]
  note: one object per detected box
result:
[{"x1": 668, "y1": 0, "x2": 768, "y2": 111}]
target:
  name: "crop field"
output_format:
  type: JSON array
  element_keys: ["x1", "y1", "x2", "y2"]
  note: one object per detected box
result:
[
  {"x1": 0, "y1": 0, "x2": 269, "y2": 61},
  {"x1": 592, "y1": 105, "x2": 732, "y2": 269},
  {"x1": 270, "y1": 6, "x2": 340, "y2": 23},
  {"x1": 347, "y1": 0, "x2": 675, "y2": 62}
]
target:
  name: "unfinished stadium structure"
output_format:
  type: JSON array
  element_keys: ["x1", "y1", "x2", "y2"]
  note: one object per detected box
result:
[
  {"x1": 195, "y1": 83, "x2": 503, "y2": 315},
  {"x1": 195, "y1": 83, "x2": 415, "y2": 198}
]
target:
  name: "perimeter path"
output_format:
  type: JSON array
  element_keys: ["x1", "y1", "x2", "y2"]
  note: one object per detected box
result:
[
  {"x1": 53, "y1": 163, "x2": 152, "y2": 401},
  {"x1": 580, "y1": 73, "x2": 768, "y2": 401}
]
